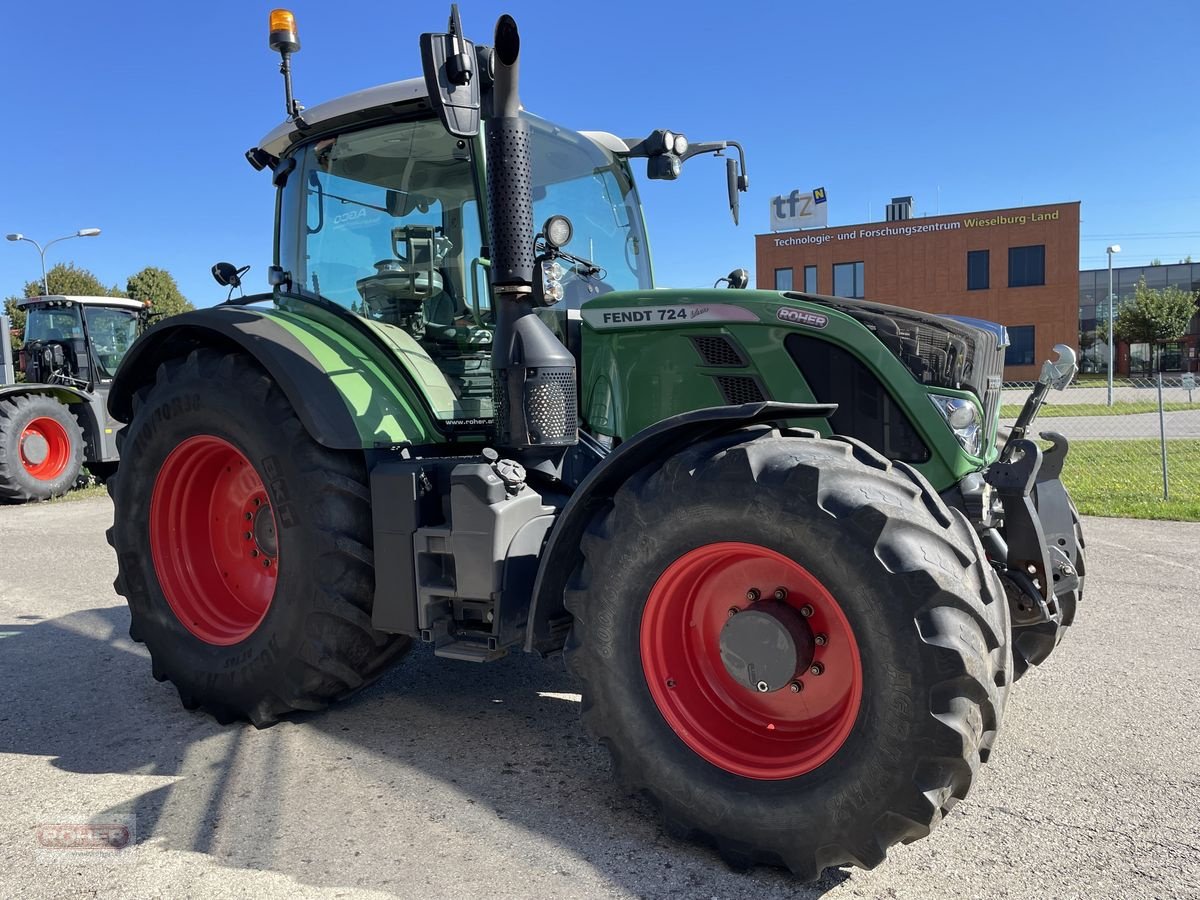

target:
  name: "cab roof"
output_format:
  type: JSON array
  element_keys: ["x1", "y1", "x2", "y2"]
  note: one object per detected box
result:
[
  {"x1": 18, "y1": 295, "x2": 147, "y2": 312},
  {"x1": 256, "y1": 77, "x2": 428, "y2": 158}
]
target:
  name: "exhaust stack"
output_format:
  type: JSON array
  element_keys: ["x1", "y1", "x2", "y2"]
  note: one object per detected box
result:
[{"x1": 485, "y1": 15, "x2": 577, "y2": 452}]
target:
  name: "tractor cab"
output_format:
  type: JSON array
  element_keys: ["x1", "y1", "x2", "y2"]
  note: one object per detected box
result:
[{"x1": 18, "y1": 296, "x2": 147, "y2": 389}]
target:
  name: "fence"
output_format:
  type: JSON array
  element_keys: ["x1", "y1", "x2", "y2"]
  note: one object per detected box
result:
[{"x1": 1000, "y1": 374, "x2": 1200, "y2": 520}]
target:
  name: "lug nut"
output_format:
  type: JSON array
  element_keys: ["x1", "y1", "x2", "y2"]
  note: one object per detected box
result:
[
  {"x1": 244, "y1": 512, "x2": 253, "y2": 521},
  {"x1": 773, "y1": 587, "x2": 788, "y2": 601},
  {"x1": 727, "y1": 607, "x2": 739, "y2": 618},
  {"x1": 263, "y1": 558, "x2": 271, "y2": 568},
  {"x1": 810, "y1": 662, "x2": 824, "y2": 676},
  {"x1": 814, "y1": 633, "x2": 828, "y2": 646},
  {"x1": 746, "y1": 588, "x2": 760, "y2": 602},
  {"x1": 251, "y1": 549, "x2": 259, "y2": 558},
  {"x1": 756, "y1": 681, "x2": 769, "y2": 693},
  {"x1": 799, "y1": 604, "x2": 814, "y2": 618},
  {"x1": 665, "y1": 678, "x2": 676, "y2": 689},
  {"x1": 244, "y1": 532, "x2": 253, "y2": 540},
  {"x1": 254, "y1": 498, "x2": 262, "y2": 507},
  {"x1": 789, "y1": 681, "x2": 803, "y2": 693}
]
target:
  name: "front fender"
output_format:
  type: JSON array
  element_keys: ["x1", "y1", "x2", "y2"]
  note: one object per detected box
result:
[
  {"x1": 523, "y1": 401, "x2": 836, "y2": 655},
  {"x1": 109, "y1": 305, "x2": 439, "y2": 449}
]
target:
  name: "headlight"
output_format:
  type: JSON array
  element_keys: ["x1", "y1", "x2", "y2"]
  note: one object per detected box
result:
[{"x1": 930, "y1": 394, "x2": 983, "y2": 456}]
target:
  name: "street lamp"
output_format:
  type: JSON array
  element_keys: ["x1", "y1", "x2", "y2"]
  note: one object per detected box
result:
[
  {"x1": 5, "y1": 228, "x2": 103, "y2": 295},
  {"x1": 1106, "y1": 244, "x2": 1121, "y2": 406}
]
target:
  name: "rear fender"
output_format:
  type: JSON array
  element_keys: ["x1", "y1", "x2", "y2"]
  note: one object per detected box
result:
[
  {"x1": 523, "y1": 401, "x2": 836, "y2": 655},
  {"x1": 108, "y1": 306, "x2": 440, "y2": 449}
]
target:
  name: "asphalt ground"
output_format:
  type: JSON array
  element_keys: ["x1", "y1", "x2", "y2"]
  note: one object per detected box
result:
[{"x1": 0, "y1": 496, "x2": 1197, "y2": 899}]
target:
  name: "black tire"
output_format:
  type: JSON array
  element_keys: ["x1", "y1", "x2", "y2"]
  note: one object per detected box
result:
[
  {"x1": 1010, "y1": 501, "x2": 1086, "y2": 678},
  {"x1": 565, "y1": 430, "x2": 1011, "y2": 880},
  {"x1": 107, "y1": 349, "x2": 411, "y2": 727},
  {"x1": 0, "y1": 393, "x2": 85, "y2": 501}
]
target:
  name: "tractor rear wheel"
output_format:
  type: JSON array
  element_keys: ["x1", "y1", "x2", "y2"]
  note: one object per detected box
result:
[
  {"x1": 107, "y1": 349, "x2": 411, "y2": 726},
  {"x1": 0, "y1": 393, "x2": 85, "y2": 501},
  {"x1": 565, "y1": 430, "x2": 1011, "y2": 880}
]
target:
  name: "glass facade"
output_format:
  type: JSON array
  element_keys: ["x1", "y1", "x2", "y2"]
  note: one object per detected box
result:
[
  {"x1": 774, "y1": 268, "x2": 793, "y2": 291},
  {"x1": 1079, "y1": 262, "x2": 1200, "y2": 374}
]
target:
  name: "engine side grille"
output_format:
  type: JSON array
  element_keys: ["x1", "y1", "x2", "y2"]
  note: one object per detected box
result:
[
  {"x1": 714, "y1": 375, "x2": 766, "y2": 405},
  {"x1": 690, "y1": 335, "x2": 747, "y2": 368}
]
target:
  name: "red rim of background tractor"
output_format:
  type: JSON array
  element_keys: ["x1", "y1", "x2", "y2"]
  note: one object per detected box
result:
[
  {"x1": 20, "y1": 416, "x2": 72, "y2": 481},
  {"x1": 640, "y1": 542, "x2": 863, "y2": 780},
  {"x1": 149, "y1": 435, "x2": 279, "y2": 646}
]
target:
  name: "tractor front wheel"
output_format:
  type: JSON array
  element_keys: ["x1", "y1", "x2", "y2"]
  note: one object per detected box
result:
[
  {"x1": 565, "y1": 431, "x2": 1011, "y2": 879},
  {"x1": 107, "y1": 349, "x2": 411, "y2": 726}
]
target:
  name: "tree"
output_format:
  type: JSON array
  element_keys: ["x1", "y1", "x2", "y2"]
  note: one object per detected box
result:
[
  {"x1": 1113, "y1": 278, "x2": 1199, "y2": 370},
  {"x1": 126, "y1": 267, "x2": 194, "y2": 318},
  {"x1": 1150, "y1": 258, "x2": 1163, "y2": 266},
  {"x1": 23, "y1": 262, "x2": 125, "y2": 300}
]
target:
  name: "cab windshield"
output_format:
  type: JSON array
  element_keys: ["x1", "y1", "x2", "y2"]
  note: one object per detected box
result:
[{"x1": 292, "y1": 113, "x2": 652, "y2": 321}]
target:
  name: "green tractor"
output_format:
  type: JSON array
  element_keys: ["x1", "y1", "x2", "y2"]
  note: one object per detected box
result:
[
  {"x1": 0, "y1": 295, "x2": 147, "y2": 501},
  {"x1": 106, "y1": 8, "x2": 1085, "y2": 879}
]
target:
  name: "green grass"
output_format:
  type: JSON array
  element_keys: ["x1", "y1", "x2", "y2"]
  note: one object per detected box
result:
[
  {"x1": 51, "y1": 483, "x2": 108, "y2": 503},
  {"x1": 1000, "y1": 401, "x2": 1196, "y2": 418},
  {"x1": 1060, "y1": 439, "x2": 1200, "y2": 521}
]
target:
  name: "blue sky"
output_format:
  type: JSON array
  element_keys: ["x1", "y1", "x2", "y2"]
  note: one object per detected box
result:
[{"x1": 1, "y1": 0, "x2": 1196, "y2": 305}]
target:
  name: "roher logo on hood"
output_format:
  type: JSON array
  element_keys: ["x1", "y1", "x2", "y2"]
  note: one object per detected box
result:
[{"x1": 776, "y1": 307, "x2": 829, "y2": 329}]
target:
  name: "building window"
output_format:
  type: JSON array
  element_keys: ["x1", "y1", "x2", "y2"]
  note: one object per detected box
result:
[
  {"x1": 804, "y1": 265, "x2": 817, "y2": 293},
  {"x1": 1008, "y1": 245, "x2": 1045, "y2": 287},
  {"x1": 967, "y1": 249, "x2": 989, "y2": 290},
  {"x1": 774, "y1": 267, "x2": 793, "y2": 291},
  {"x1": 833, "y1": 261, "x2": 864, "y2": 298},
  {"x1": 1005, "y1": 325, "x2": 1036, "y2": 366}
]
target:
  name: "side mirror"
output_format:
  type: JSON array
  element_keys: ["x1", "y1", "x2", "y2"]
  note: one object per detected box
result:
[
  {"x1": 212, "y1": 262, "x2": 251, "y2": 289},
  {"x1": 419, "y1": 4, "x2": 480, "y2": 138},
  {"x1": 212, "y1": 262, "x2": 241, "y2": 288},
  {"x1": 726, "y1": 158, "x2": 740, "y2": 226},
  {"x1": 1039, "y1": 344, "x2": 1078, "y2": 391}
]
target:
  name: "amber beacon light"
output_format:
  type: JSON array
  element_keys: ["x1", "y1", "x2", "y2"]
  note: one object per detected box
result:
[{"x1": 269, "y1": 9, "x2": 300, "y2": 53}]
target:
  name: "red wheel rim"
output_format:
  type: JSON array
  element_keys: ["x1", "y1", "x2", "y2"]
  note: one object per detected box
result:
[
  {"x1": 149, "y1": 435, "x2": 278, "y2": 645},
  {"x1": 20, "y1": 416, "x2": 71, "y2": 481},
  {"x1": 641, "y1": 542, "x2": 862, "y2": 779}
]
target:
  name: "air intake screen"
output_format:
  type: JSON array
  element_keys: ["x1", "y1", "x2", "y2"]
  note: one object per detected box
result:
[
  {"x1": 714, "y1": 375, "x2": 766, "y2": 405},
  {"x1": 690, "y1": 335, "x2": 747, "y2": 368}
]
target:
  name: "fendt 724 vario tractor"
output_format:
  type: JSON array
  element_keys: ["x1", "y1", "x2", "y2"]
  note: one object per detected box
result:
[
  {"x1": 0, "y1": 295, "x2": 146, "y2": 501},
  {"x1": 106, "y1": 9, "x2": 1086, "y2": 878}
]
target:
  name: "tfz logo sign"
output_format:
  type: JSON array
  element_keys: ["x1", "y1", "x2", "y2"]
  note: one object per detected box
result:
[
  {"x1": 770, "y1": 188, "x2": 828, "y2": 231},
  {"x1": 776, "y1": 307, "x2": 828, "y2": 329}
]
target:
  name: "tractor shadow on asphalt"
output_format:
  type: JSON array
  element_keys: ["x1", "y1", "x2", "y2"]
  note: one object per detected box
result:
[{"x1": 0, "y1": 607, "x2": 851, "y2": 897}]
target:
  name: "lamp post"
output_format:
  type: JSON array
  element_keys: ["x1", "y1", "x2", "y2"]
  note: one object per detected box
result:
[
  {"x1": 5, "y1": 228, "x2": 102, "y2": 296},
  {"x1": 1106, "y1": 244, "x2": 1120, "y2": 406}
]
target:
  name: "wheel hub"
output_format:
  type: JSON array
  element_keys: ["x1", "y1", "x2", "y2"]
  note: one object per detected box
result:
[
  {"x1": 252, "y1": 503, "x2": 278, "y2": 557},
  {"x1": 20, "y1": 431, "x2": 50, "y2": 466},
  {"x1": 719, "y1": 602, "x2": 814, "y2": 693}
]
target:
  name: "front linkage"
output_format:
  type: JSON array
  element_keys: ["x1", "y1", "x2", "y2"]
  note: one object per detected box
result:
[{"x1": 981, "y1": 346, "x2": 1086, "y2": 676}]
